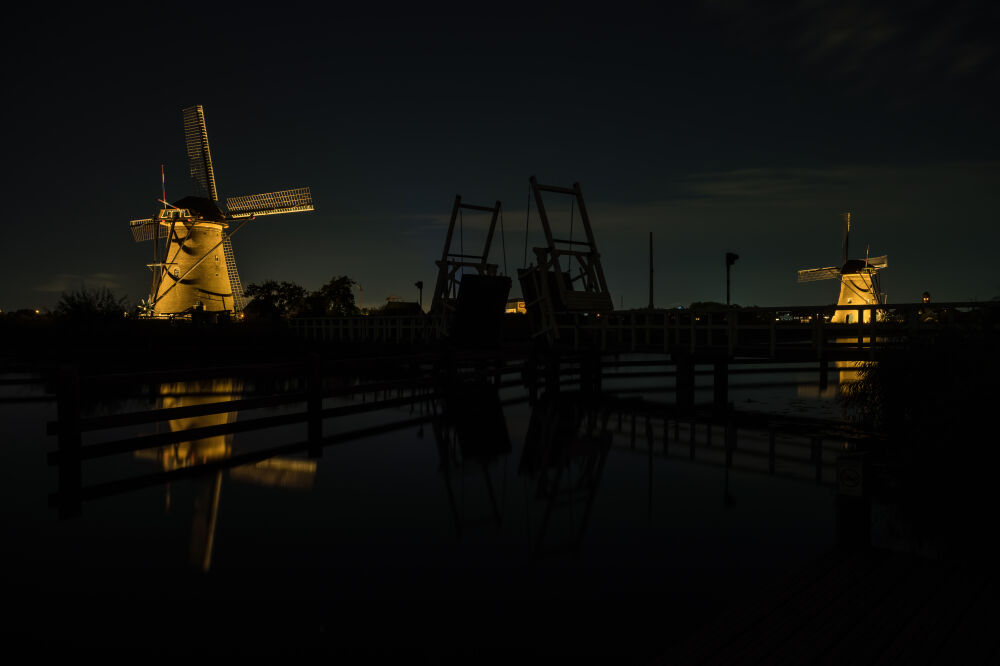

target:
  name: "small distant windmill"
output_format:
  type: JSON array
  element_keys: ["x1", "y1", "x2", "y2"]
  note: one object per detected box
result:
[
  {"x1": 129, "y1": 105, "x2": 314, "y2": 316},
  {"x1": 797, "y1": 212, "x2": 887, "y2": 323}
]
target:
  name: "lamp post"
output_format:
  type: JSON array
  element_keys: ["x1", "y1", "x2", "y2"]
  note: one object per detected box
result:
[
  {"x1": 354, "y1": 282, "x2": 363, "y2": 311},
  {"x1": 415, "y1": 281, "x2": 423, "y2": 311},
  {"x1": 725, "y1": 252, "x2": 739, "y2": 306}
]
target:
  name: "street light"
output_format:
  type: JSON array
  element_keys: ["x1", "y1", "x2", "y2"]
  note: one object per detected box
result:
[
  {"x1": 725, "y1": 252, "x2": 739, "y2": 306},
  {"x1": 415, "y1": 281, "x2": 423, "y2": 310}
]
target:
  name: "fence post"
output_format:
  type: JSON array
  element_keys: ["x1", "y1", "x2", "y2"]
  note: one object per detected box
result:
[
  {"x1": 675, "y1": 353, "x2": 695, "y2": 414},
  {"x1": 56, "y1": 365, "x2": 82, "y2": 518},
  {"x1": 768, "y1": 426, "x2": 776, "y2": 474},
  {"x1": 769, "y1": 315, "x2": 776, "y2": 358},
  {"x1": 307, "y1": 357, "x2": 322, "y2": 457},
  {"x1": 713, "y1": 358, "x2": 729, "y2": 414}
]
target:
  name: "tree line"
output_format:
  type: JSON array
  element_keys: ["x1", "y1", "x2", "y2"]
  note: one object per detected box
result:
[{"x1": 242, "y1": 276, "x2": 360, "y2": 320}]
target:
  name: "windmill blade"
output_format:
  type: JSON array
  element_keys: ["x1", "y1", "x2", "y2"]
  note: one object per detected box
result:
[
  {"x1": 130, "y1": 218, "x2": 168, "y2": 242},
  {"x1": 797, "y1": 267, "x2": 841, "y2": 283},
  {"x1": 183, "y1": 105, "x2": 219, "y2": 201},
  {"x1": 841, "y1": 212, "x2": 851, "y2": 264},
  {"x1": 226, "y1": 187, "x2": 314, "y2": 218},
  {"x1": 222, "y1": 236, "x2": 246, "y2": 312},
  {"x1": 865, "y1": 254, "x2": 887, "y2": 269}
]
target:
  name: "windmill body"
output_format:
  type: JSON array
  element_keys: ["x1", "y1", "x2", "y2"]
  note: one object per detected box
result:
[
  {"x1": 129, "y1": 105, "x2": 313, "y2": 317},
  {"x1": 797, "y1": 213, "x2": 887, "y2": 324},
  {"x1": 153, "y1": 217, "x2": 235, "y2": 314}
]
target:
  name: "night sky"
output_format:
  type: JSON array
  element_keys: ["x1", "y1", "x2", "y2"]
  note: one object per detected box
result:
[{"x1": 5, "y1": 1, "x2": 998, "y2": 313}]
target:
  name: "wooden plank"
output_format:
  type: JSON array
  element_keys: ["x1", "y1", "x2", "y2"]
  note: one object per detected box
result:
[
  {"x1": 46, "y1": 392, "x2": 309, "y2": 435},
  {"x1": 51, "y1": 414, "x2": 436, "y2": 507},
  {"x1": 871, "y1": 565, "x2": 985, "y2": 665}
]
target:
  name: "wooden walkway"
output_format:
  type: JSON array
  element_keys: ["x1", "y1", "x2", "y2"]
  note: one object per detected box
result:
[{"x1": 653, "y1": 547, "x2": 999, "y2": 665}]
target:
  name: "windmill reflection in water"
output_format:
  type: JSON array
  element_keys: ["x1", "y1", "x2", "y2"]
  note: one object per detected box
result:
[{"x1": 134, "y1": 378, "x2": 316, "y2": 572}]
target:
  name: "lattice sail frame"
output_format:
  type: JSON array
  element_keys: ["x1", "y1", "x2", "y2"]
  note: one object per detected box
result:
[
  {"x1": 798, "y1": 256, "x2": 888, "y2": 283},
  {"x1": 129, "y1": 218, "x2": 170, "y2": 242},
  {"x1": 183, "y1": 105, "x2": 218, "y2": 201},
  {"x1": 797, "y1": 267, "x2": 841, "y2": 283},
  {"x1": 226, "y1": 187, "x2": 314, "y2": 218}
]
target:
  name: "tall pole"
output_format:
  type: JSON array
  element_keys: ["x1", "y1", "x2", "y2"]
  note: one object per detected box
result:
[
  {"x1": 648, "y1": 231, "x2": 654, "y2": 310},
  {"x1": 725, "y1": 252, "x2": 739, "y2": 306}
]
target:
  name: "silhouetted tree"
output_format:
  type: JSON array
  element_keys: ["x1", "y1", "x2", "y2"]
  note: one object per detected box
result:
[
  {"x1": 316, "y1": 276, "x2": 359, "y2": 316},
  {"x1": 243, "y1": 280, "x2": 307, "y2": 320},
  {"x1": 293, "y1": 276, "x2": 359, "y2": 317},
  {"x1": 54, "y1": 287, "x2": 127, "y2": 321}
]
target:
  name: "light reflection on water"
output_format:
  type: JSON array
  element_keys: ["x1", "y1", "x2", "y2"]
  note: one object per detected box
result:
[{"x1": 1, "y1": 360, "x2": 853, "y2": 653}]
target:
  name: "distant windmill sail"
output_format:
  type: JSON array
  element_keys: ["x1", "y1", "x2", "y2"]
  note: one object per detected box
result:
[
  {"x1": 797, "y1": 266, "x2": 841, "y2": 283},
  {"x1": 865, "y1": 255, "x2": 888, "y2": 269}
]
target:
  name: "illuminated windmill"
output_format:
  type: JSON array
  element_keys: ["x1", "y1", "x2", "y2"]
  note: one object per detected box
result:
[
  {"x1": 129, "y1": 105, "x2": 314, "y2": 316},
  {"x1": 797, "y1": 212, "x2": 887, "y2": 323}
]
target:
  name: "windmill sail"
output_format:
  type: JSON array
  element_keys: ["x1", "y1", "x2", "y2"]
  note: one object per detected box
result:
[
  {"x1": 797, "y1": 266, "x2": 841, "y2": 283},
  {"x1": 865, "y1": 255, "x2": 887, "y2": 269},
  {"x1": 130, "y1": 218, "x2": 169, "y2": 242},
  {"x1": 222, "y1": 236, "x2": 246, "y2": 312},
  {"x1": 183, "y1": 105, "x2": 218, "y2": 201},
  {"x1": 226, "y1": 187, "x2": 314, "y2": 218},
  {"x1": 841, "y1": 212, "x2": 851, "y2": 264}
]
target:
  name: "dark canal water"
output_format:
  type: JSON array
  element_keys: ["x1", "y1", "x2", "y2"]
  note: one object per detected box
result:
[{"x1": 1, "y1": 359, "x2": 854, "y2": 659}]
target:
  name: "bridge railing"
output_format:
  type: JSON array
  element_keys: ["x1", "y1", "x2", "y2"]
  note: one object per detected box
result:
[
  {"x1": 289, "y1": 315, "x2": 443, "y2": 343},
  {"x1": 552, "y1": 300, "x2": 998, "y2": 356}
]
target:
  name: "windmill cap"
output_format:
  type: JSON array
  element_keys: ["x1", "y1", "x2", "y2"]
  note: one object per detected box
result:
[
  {"x1": 841, "y1": 258, "x2": 877, "y2": 274},
  {"x1": 172, "y1": 196, "x2": 226, "y2": 222}
]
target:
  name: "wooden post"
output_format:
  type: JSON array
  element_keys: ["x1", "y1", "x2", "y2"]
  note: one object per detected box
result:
[
  {"x1": 689, "y1": 312, "x2": 696, "y2": 354},
  {"x1": 812, "y1": 437, "x2": 823, "y2": 483},
  {"x1": 713, "y1": 359, "x2": 728, "y2": 413},
  {"x1": 689, "y1": 418, "x2": 696, "y2": 460},
  {"x1": 727, "y1": 310, "x2": 736, "y2": 355},
  {"x1": 307, "y1": 358, "x2": 322, "y2": 457},
  {"x1": 768, "y1": 427, "x2": 776, "y2": 474},
  {"x1": 526, "y1": 354, "x2": 538, "y2": 404},
  {"x1": 816, "y1": 313, "x2": 825, "y2": 359},
  {"x1": 769, "y1": 315, "x2": 777, "y2": 358},
  {"x1": 56, "y1": 365, "x2": 82, "y2": 518},
  {"x1": 725, "y1": 415, "x2": 735, "y2": 468},
  {"x1": 675, "y1": 354, "x2": 695, "y2": 413},
  {"x1": 546, "y1": 353, "x2": 560, "y2": 395}
]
